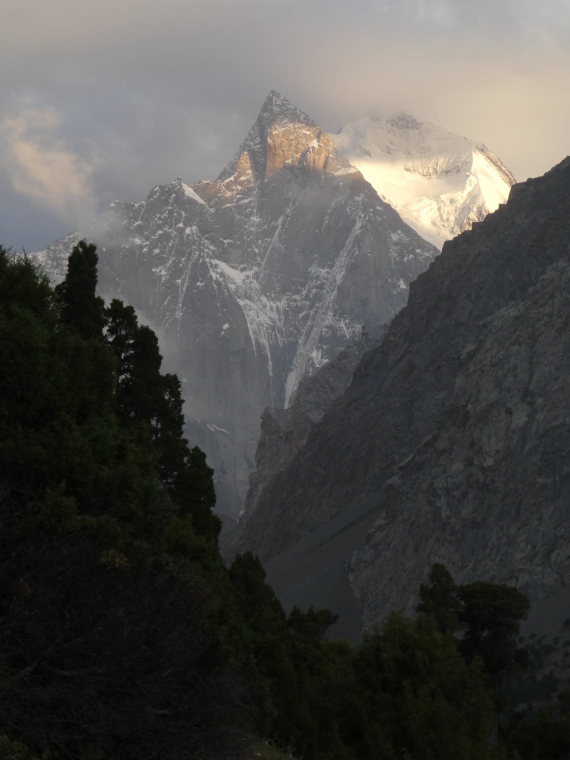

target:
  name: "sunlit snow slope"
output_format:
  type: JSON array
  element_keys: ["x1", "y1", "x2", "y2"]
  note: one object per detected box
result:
[{"x1": 335, "y1": 114, "x2": 515, "y2": 249}]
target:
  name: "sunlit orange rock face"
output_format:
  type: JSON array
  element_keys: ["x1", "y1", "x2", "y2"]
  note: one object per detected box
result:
[
  {"x1": 195, "y1": 115, "x2": 347, "y2": 203},
  {"x1": 264, "y1": 123, "x2": 345, "y2": 176},
  {"x1": 223, "y1": 122, "x2": 347, "y2": 184}
]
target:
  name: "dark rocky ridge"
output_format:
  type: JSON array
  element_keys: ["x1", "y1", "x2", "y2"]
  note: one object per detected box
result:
[
  {"x1": 242, "y1": 157, "x2": 570, "y2": 635},
  {"x1": 244, "y1": 326, "x2": 384, "y2": 520}
]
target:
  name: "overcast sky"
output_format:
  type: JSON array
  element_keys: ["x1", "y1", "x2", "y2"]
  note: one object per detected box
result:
[{"x1": 1, "y1": 0, "x2": 569, "y2": 250}]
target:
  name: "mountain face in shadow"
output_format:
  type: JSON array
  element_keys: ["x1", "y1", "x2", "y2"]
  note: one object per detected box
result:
[{"x1": 241, "y1": 157, "x2": 570, "y2": 636}]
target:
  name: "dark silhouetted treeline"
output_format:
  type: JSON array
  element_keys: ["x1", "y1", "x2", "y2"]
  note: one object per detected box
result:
[{"x1": 0, "y1": 243, "x2": 566, "y2": 760}]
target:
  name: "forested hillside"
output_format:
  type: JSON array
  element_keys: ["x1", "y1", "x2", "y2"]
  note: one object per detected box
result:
[{"x1": 0, "y1": 243, "x2": 566, "y2": 759}]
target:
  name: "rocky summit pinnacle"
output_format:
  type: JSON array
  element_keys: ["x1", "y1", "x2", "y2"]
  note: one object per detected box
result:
[
  {"x1": 219, "y1": 90, "x2": 348, "y2": 182},
  {"x1": 33, "y1": 93, "x2": 437, "y2": 519},
  {"x1": 258, "y1": 90, "x2": 316, "y2": 127}
]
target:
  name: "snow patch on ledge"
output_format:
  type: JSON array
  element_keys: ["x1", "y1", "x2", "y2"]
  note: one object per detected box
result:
[
  {"x1": 206, "y1": 423, "x2": 230, "y2": 435},
  {"x1": 182, "y1": 183, "x2": 207, "y2": 206},
  {"x1": 334, "y1": 166, "x2": 359, "y2": 176},
  {"x1": 212, "y1": 258, "x2": 250, "y2": 285}
]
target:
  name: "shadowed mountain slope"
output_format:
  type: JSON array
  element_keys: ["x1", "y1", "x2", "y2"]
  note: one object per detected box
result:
[{"x1": 242, "y1": 157, "x2": 570, "y2": 635}]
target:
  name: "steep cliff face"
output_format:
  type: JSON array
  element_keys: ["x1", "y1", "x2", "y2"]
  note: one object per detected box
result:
[
  {"x1": 335, "y1": 114, "x2": 515, "y2": 248},
  {"x1": 242, "y1": 157, "x2": 570, "y2": 631},
  {"x1": 36, "y1": 91, "x2": 436, "y2": 518},
  {"x1": 244, "y1": 328, "x2": 383, "y2": 520}
]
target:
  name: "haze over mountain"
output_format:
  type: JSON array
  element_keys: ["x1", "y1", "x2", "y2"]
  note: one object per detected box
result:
[
  {"x1": 241, "y1": 157, "x2": 570, "y2": 653},
  {"x1": 335, "y1": 114, "x2": 515, "y2": 248},
  {"x1": 35, "y1": 91, "x2": 436, "y2": 518}
]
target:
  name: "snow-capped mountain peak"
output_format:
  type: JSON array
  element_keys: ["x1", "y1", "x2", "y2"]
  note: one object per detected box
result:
[
  {"x1": 334, "y1": 114, "x2": 515, "y2": 248},
  {"x1": 33, "y1": 94, "x2": 438, "y2": 519}
]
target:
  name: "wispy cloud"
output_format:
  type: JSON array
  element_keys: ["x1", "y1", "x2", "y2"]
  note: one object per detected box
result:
[{"x1": 1, "y1": 107, "x2": 96, "y2": 227}]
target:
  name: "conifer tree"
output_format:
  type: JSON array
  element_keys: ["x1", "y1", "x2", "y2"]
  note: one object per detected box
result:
[
  {"x1": 105, "y1": 298, "x2": 219, "y2": 538},
  {"x1": 417, "y1": 562, "x2": 462, "y2": 634},
  {"x1": 55, "y1": 240, "x2": 104, "y2": 339},
  {"x1": 459, "y1": 581, "x2": 529, "y2": 682}
]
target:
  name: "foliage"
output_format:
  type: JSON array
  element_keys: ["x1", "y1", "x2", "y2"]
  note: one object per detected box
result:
[
  {"x1": 459, "y1": 581, "x2": 530, "y2": 682},
  {"x1": 0, "y1": 538, "x2": 245, "y2": 760},
  {"x1": 105, "y1": 297, "x2": 220, "y2": 539},
  {"x1": 0, "y1": 244, "x2": 242, "y2": 760},
  {"x1": 356, "y1": 614, "x2": 497, "y2": 759},
  {"x1": 506, "y1": 690, "x2": 570, "y2": 759},
  {"x1": 0, "y1": 243, "x2": 539, "y2": 760},
  {"x1": 55, "y1": 240, "x2": 104, "y2": 340},
  {"x1": 417, "y1": 562, "x2": 462, "y2": 634},
  {"x1": 247, "y1": 742, "x2": 299, "y2": 760},
  {"x1": 418, "y1": 563, "x2": 529, "y2": 686}
]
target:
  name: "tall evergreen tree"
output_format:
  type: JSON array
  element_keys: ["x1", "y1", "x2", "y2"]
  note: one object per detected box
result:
[
  {"x1": 459, "y1": 581, "x2": 529, "y2": 683},
  {"x1": 105, "y1": 298, "x2": 219, "y2": 538},
  {"x1": 417, "y1": 562, "x2": 462, "y2": 635},
  {"x1": 418, "y1": 564, "x2": 530, "y2": 687},
  {"x1": 55, "y1": 240, "x2": 104, "y2": 339}
]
